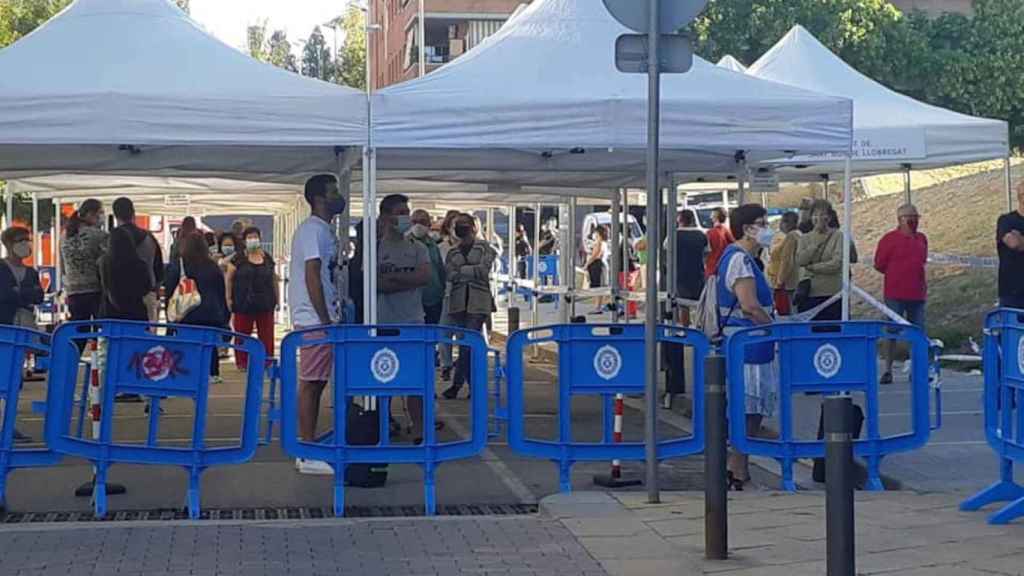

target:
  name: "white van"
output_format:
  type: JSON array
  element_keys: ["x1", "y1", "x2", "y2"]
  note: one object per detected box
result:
[{"x1": 579, "y1": 212, "x2": 644, "y2": 263}]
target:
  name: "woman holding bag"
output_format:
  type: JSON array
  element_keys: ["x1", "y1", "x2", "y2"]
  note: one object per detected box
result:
[
  {"x1": 716, "y1": 204, "x2": 778, "y2": 491},
  {"x1": 173, "y1": 233, "x2": 229, "y2": 384}
]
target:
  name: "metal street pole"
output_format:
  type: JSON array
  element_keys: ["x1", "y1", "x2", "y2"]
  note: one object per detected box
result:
[
  {"x1": 644, "y1": 0, "x2": 662, "y2": 505},
  {"x1": 418, "y1": 0, "x2": 426, "y2": 78}
]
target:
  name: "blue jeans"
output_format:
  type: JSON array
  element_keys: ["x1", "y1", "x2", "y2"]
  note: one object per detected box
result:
[{"x1": 885, "y1": 299, "x2": 926, "y2": 328}]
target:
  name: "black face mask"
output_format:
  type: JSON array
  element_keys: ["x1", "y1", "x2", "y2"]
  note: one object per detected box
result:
[{"x1": 455, "y1": 225, "x2": 474, "y2": 239}]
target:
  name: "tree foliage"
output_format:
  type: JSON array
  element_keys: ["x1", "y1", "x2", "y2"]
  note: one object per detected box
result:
[
  {"x1": 0, "y1": 0, "x2": 71, "y2": 47},
  {"x1": 335, "y1": 2, "x2": 366, "y2": 90},
  {"x1": 692, "y1": 0, "x2": 1024, "y2": 149},
  {"x1": 301, "y1": 25, "x2": 334, "y2": 81},
  {"x1": 247, "y1": 20, "x2": 298, "y2": 72}
]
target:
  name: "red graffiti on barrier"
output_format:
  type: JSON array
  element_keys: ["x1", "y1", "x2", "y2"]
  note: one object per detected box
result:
[{"x1": 129, "y1": 346, "x2": 188, "y2": 382}]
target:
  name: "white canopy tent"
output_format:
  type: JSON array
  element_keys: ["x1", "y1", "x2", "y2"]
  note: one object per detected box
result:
[
  {"x1": 716, "y1": 55, "x2": 747, "y2": 73},
  {"x1": 0, "y1": 0, "x2": 367, "y2": 181},
  {"x1": 372, "y1": 0, "x2": 855, "y2": 186},
  {"x1": 747, "y1": 25, "x2": 1010, "y2": 183}
]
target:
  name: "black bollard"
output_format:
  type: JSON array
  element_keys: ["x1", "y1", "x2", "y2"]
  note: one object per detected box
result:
[
  {"x1": 508, "y1": 307, "x2": 520, "y2": 333},
  {"x1": 825, "y1": 395, "x2": 856, "y2": 576},
  {"x1": 704, "y1": 354, "x2": 728, "y2": 560}
]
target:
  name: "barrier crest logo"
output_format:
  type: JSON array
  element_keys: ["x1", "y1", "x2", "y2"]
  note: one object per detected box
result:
[
  {"x1": 371, "y1": 348, "x2": 400, "y2": 383},
  {"x1": 129, "y1": 346, "x2": 187, "y2": 382},
  {"x1": 813, "y1": 344, "x2": 842, "y2": 379},
  {"x1": 1017, "y1": 336, "x2": 1024, "y2": 376},
  {"x1": 594, "y1": 345, "x2": 622, "y2": 381}
]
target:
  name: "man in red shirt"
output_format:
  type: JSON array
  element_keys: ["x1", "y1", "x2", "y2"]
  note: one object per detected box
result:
[
  {"x1": 874, "y1": 204, "x2": 928, "y2": 384},
  {"x1": 705, "y1": 207, "x2": 735, "y2": 278}
]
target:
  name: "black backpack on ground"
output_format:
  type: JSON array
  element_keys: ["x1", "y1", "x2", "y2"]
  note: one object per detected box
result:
[{"x1": 345, "y1": 401, "x2": 388, "y2": 488}]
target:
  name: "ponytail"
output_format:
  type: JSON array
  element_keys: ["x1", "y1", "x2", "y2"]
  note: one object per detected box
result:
[{"x1": 66, "y1": 199, "x2": 103, "y2": 238}]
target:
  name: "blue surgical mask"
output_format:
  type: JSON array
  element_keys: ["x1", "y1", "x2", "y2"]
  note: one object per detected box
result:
[
  {"x1": 221, "y1": 245, "x2": 236, "y2": 257},
  {"x1": 395, "y1": 215, "x2": 412, "y2": 234},
  {"x1": 753, "y1": 226, "x2": 776, "y2": 248},
  {"x1": 326, "y1": 196, "x2": 347, "y2": 216}
]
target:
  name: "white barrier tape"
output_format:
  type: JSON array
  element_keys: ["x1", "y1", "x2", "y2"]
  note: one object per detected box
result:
[
  {"x1": 772, "y1": 292, "x2": 843, "y2": 323},
  {"x1": 851, "y1": 284, "x2": 912, "y2": 326}
]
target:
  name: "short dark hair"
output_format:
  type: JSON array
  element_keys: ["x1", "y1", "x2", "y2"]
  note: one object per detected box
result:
[
  {"x1": 304, "y1": 174, "x2": 337, "y2": 206},
  {"x1": 379, "y1": 194, "x2": 409, "y2": 216},
  {"x1": 112, "y1": 197, "x2": 135, "y2": 222},
  {"x1": 729, "y1": 204, "x2": 767, "y2": 240},
  {"x1": 712, "y1": 207, "x2": 728, "y2": 224},
  {"x1": 680, "y1": 210, "x2": 696, "y2": 227},
  {"x1": 781, "y1": 212, "x2": 799, "y2": 232},
  {"x1": 242, "y1": 226, "x2": 261, "y2": 240},
  {"x1": 1, "y1": 226, "x2": 29, "y2": 248},
  {"x1": 181, "y1": 216, "x2": 197, "y2": 231},
  {"x1": 217, "y1": 232, "x2": 237, "y2": 251}
]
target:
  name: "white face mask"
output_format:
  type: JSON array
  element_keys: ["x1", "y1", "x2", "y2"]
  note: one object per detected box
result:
[
  {"x1": 221, "y1": 245, "x2": 236, "y2": 257},
  {"x1": 245, "y1": 238, "x2": 261, "y2": 251},
  {"x1": 408, "y1": 223, "x2": 429, "y2": 239},
  {"x1": 750, "y1": 225, "x2": 776, "y2": 248}
]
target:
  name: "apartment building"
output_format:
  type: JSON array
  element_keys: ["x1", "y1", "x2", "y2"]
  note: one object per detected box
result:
[{"x1": 369, "y1": 0, "x2": 529, "y2": 89}]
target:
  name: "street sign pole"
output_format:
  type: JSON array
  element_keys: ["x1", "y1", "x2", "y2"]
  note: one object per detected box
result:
[{"x1": 643, "y1": 0, "x2": 661, "y2": 505}]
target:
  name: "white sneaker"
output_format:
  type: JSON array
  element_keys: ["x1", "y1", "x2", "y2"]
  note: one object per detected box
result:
[
  {"x1": 211, "y1": 376, "x2": 224, "y2": 385},
  {"x1": 296, "y1": 458, "x2": 334, "y2": 475}
]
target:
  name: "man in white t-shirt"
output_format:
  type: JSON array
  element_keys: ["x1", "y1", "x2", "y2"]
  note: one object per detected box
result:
[{"x1": 289, "y1": 174, "x2": 346, "y2": 475}]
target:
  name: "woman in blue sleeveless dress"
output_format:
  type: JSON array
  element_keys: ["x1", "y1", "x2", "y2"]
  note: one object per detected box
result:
[{"x1": 717, "y1": 204, "x2": 779, "y2": 490}]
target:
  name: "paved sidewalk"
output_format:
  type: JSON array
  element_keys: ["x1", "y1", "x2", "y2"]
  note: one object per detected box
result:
[
  {"x1": 0, "y1": 516, "x2": 608, "y2": 576},
  {"x1": 542, "y1": 491, "x2": 1024, "y2": 576}
]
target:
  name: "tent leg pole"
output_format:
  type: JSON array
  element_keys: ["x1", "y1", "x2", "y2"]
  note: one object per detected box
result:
[
  {"x1": 904, "y1": 164, "x2": 912, "y2": 205},
  {"x1": 610, "y1": 190, "x2": 621, "y2": 324},
  {"x1": 1007, "y1": 154, "x2": 1015, "y2": 211},
  {"x1": 842, "y1": 156, "x2": 853, "y2": 321}
]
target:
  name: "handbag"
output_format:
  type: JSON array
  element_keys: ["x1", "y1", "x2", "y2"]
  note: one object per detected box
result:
[{"x1": 167, "y1": 259, "x2": 202, "y2": 323}]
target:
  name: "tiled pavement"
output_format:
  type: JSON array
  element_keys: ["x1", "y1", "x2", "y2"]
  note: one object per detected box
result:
[{"x1": 0, "y1": 517, "x2": 608, "y2": 576}]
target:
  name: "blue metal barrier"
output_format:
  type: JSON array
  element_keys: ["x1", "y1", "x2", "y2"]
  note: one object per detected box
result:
[
  {"x1": 279, "y1": 325, "x2": 488, "y2": 517},
  {"x1": 44, "y1": 321, "x2": 266, "y2": 519},
  {"x1": 0, "y1": 326, "x2": 60, "y2": 511},
  {"x1": 263, "y1": 358, "x2": 281, "y2": 446},
  {"x1": 961, "y1": 309, "x2": 1024, "y2": 524},
  {"x1": 506, "y1": 324, "x2": 709, "y2": 491},
  {"x1": 727, "y1": 321, "x2": 931, "y2": 491},
  {"x1": 489, "y1": 348, "x2": 507, "y2": 440}
]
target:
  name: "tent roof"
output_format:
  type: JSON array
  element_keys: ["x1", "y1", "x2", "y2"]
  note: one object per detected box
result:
[
  {"x1": 373, "y1": 0, "x2": 853, "y2": 182},
  {"x1": 716, "y1": 55, "x2": 747, "y2": 73},
  {"x1": 0, "y1": 0, "x2": 366, "y2": 179},
  {"x1": 748, "y1": 25, "x2": 1008, "y2": 176}
]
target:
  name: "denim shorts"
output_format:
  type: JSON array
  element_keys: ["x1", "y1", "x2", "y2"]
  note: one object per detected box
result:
[{"x1": 885, "y1": 299, "x2": 926, "y2": 327}]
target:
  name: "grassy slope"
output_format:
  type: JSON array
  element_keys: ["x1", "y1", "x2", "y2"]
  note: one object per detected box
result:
[{"x1": 846, "y1": 162, "x2": 1021, "y2": 348}]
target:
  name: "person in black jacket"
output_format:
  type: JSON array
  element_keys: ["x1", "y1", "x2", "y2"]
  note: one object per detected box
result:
[
  {"x1": 0, "y1": 227, "x2": 43, "y2": 327},
  {"x1": 111, "y1": 198, "x2": 165, "y2": 322},
  {"x1": 0, "y1": 227, "x2": 44, "y2": 441},
  {"x1": 174, "y1": 232, "x2": 229, "y2": 384},
  {"x1": 99, "y1": 226, "x2": 153, "y2": 322}
]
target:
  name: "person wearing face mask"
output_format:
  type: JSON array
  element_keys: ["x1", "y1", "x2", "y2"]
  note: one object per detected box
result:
[
  {"x1": 377, "y1": 194, "x2": 432, "y2": 441},
  {"x1": 407, "y1": 209, "x2": 446, "y2": 326},
  {"x1": 715, "y1": 204, "x2": 777, "y2": 490},
  {"x1": 226, "y1": 227, "x2": 279, "y2": 371},
  {"x1": 0, "y1": 227, "x2": 43, "y2": 442},
  {"x1": 874, "y1": 204, "x2": 928, "y2": 385},
  {"x1": 289, "y1": 174, "x2": 346, "y2": 475},
  {"x1": 795, "y1": 199, "x2": 857, "y2": 321},
  {"x1": 436, "y1": 210, "x2": 462, "y2": 381},
  {"x1": 61, "y1": 199, "x2": 108, "y2": 323},
  {"x1": 0, "y1": 227, "x2": 44, "y2": 328},
  {"x1": 443, "y1": 214, "x2": 497, "y2": 400},
  {"x1": 217, "y1": 233, "x2": 237, "y2": 273}
]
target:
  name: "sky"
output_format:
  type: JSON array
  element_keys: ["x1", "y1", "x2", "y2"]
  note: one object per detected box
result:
[{"x1": 189, "y1": 0, "x2": 353, "y2": 53}]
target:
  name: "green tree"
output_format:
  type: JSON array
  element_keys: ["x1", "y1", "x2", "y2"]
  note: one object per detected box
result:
[
  {"x1": 0, "y1": 0, "x2": 72, "y2": 48},
  {"x1": 246, "y1": 19, "x2": 269, "y2": 61},
  {"x1": 335, "y1": 2, "x2": 366, "y2": 90},
  {"x1": 301, "y1": 25, "x2": 334, "y2": 81},
  {"x1": 268, "y1": 29, "x2": 298, "y2": 72}
]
